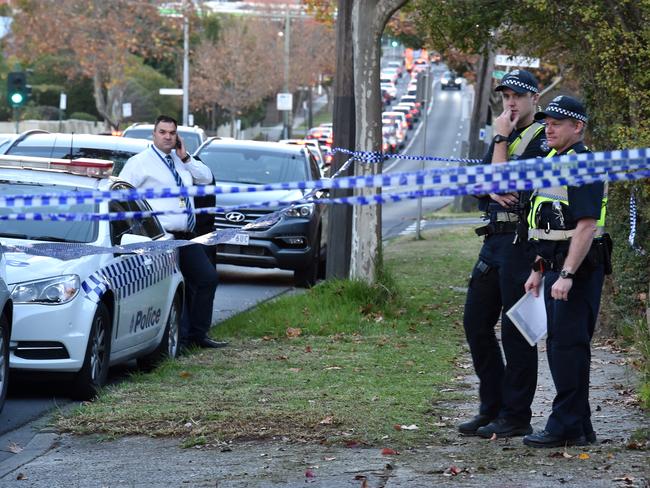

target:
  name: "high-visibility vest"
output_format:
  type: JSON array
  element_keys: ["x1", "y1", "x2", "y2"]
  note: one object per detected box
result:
[
  {"x1": 527, "y1": 148, "x2": 607, "y2": 240},
  {"x1": 506, "y1": 122, "x2": 545, "y2": 159}
]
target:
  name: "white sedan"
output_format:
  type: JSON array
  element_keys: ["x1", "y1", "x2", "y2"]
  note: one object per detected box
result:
[{"x1": 0, "y1": 156, "x2": 184, "y2": 400}]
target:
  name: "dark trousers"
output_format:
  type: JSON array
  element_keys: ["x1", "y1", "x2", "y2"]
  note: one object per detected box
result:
[
  {"x1": 177, "y1": 243, "x2": 219, "y2": 343},
  {"x1": 463, "y1": 233, "x2": 537, "y2": 424},
  {"x1": 543, "y1": 265, "x2": 604, "y2": 438}
]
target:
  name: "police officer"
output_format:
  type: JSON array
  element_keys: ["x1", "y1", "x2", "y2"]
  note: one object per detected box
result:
[
  {"x1": 459, "y1": 70, "x2": 549, "y2": 438},
  {"x1": 120, "y1": 115, "x2": 226, "y2": 350},
  {"x1": 523, "y1": 96, "x2": 608, "y2": 447}
]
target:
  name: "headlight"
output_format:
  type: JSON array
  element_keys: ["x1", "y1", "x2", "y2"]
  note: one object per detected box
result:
[
  {"x1": 284, "y1": 203, "x2": 315, "y2": 218},
  {"x1": 455, "y1": 77, "x2": 463, "y2": 84},
  {"x1": 11, "y1": 275, "x2": 80, "y2": 305},
  {"x1": 441, "y1": 78, "x2": 448, "y2": 84}
]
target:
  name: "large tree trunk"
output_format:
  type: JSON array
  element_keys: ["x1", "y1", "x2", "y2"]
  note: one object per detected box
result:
[
  {"x1": 468, "y1": 45, "x2": 495, "y2": 159},
  {"x1": 350, "y1": 0, "x2": 407, "y2": 283}
]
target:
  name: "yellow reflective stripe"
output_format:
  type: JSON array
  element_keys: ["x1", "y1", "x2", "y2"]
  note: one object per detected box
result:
[{"x1": 507, "y1": 123, "x2": 545, "y2": 158}]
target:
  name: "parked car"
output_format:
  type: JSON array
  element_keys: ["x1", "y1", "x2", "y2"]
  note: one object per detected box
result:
[
  {"x1": 0, "y1": 247, "x2": 12, "y2": 414},
  {"x1": 382, "y1": 111, "x2": 410, "y2": 134},
  {"x1": 383, "y1": 119, "x2": 406, "y2": 149},
  {"x1": 1, "y1": 131, "x2": 149, "y2": 174},
  {"x1": 305, "y1": 126, "x2": 333, "y2": 147},
  {"x1": 278, "y1": 139, "x2": 328, "y2": 175},
  {"x1": 195, "y1": 139, "x2": 328, "y2": 287},
  {"x1": 0, "y1": 155, "x2": 183, "y2": 399},
  {"x1": 390, "y1": 105, "x2": 415, "y2": 129},
  {"x1": 441, "y1": 71, "x2": 463, "y2": 90},
  {"x1": 122, "y1": 124, "x2": 207, "y2": 155}
]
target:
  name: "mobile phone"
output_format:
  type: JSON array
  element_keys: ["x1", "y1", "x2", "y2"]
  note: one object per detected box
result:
[{"x1": 176, "y1": 137, "x2": 182, "y2": 149}]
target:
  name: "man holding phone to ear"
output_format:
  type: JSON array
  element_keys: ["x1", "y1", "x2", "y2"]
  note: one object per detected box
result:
[
  {"x1": 459, "y1": 70, "x2": 549, "y2": 439},
  {"x1": 120, "y1": 115, "x2": 226, "y2": 350}
]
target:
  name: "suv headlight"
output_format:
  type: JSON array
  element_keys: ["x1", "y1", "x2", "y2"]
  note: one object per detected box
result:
[
  {"x1": 11, "y1": 275, "x2": 80, "y2": 305},
  {"x1": 284, "y1": 203, "x2": 315, "y2": 218}
]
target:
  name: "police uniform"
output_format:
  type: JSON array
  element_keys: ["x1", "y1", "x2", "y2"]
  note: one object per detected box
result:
[
  {"x1": 524, "y1": 97, "x2": 610, "y2": 447},
  {"x1": 460, "y1": 70, "x2": 549, "y2": 438}
]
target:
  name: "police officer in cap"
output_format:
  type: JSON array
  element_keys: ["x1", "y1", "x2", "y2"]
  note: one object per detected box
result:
[
  {"x1": 523, "y1": 96, "x2": 609, "y2": 447},
  {"x1": 459, "y1": 70, "x2": 550, "y2": 438}
]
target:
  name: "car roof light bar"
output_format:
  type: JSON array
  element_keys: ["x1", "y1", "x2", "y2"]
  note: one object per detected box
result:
[{"x1": 0, "y1": 155, "x2": 114, "y2": 178}]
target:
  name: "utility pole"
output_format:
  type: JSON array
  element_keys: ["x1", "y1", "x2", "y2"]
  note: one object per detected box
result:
[
  {"x1": 182, "y1": 0, "x2": 190, "y2": 126},
  {"x1": 283, "y1": 7, "x2": 291, "y2": 139},
  {"x1": 326, "y1": 0, "x2": 355, "y2": 279}
]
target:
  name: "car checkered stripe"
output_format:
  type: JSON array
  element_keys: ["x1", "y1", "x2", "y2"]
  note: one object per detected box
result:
[{"x1": 81, "y1": 251, "x2": 178, "y2": 302}]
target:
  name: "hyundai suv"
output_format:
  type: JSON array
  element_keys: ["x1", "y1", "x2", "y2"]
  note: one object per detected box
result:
[{"x1": 195, "y1": 139, "x2": 327, "y2": 287}]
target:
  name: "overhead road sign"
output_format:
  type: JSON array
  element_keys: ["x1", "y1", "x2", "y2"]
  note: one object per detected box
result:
[{"x1": 495, "y1": 54, "x2": 540, "y2": 68}]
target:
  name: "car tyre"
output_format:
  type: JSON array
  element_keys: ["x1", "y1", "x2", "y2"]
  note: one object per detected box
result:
[
  {"x1": 137, "y1": 294, "x2": 181, "y2": 371},
  {"x1": 71, "y1": 302, "x2": 111, "y2": 401},
  {"x1": 0, "y1": 315, "x2": 9, "y2": 413},
  {"x1": 295, "y1": 231, "x2": 321, "y2": 288}
]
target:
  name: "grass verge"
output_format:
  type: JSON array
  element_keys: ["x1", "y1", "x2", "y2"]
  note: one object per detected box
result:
[{"x1": 56, "y1": 227, "x2": 481, "y2": 447}]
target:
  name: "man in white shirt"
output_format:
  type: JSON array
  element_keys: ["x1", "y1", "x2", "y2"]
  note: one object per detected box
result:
[{"x1": 120, "y1": 115, "x2": 225, "y2": 349}]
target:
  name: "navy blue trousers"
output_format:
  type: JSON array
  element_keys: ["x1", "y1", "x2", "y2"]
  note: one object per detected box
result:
[
  {"x1": 178, "y1": 243, "x2": 219, "y2": 343},
  {"x1": 543, "y1": 265, "x2": 604, "y2": 438},
  {"x1": 463, "y1": 233, "x2": 537, "y2": 424}
]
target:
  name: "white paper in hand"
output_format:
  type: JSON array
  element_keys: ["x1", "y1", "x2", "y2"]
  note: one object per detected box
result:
[{"x1": 506, "y1": 278, "x2": 547, "y2": 347}]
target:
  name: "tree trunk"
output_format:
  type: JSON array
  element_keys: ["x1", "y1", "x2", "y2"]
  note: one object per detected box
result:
[
  {"x1": 468, "y1": 45, "x2": 495, "y2": 159},
  {"x1": 350, "y1": 0, "x2": 407, "y2": 283}
]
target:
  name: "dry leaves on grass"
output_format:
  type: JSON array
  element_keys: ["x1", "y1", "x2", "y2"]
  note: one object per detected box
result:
[
  {"x1": 381, "y1": 448, "x2": 399, "y2": 456},
  {"x1": 286, "y1": 327, "x2": 302, "y2": 338}
]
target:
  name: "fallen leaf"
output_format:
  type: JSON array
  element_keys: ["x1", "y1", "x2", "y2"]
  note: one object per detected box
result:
[
  {"x1": 489, "y1": 433, "x2": 497, "y2": 441},
  {"x1": 276, "y1": 355, "x2": 288, "y2": 361},
  {"x1": 361, "y1": 480, "x2": 369, "y2": 488},
  {"x1": 562, "y1": 451, "x2": 573, "y2": 459},
  {"x1": 444, "y1": 465, "x2": 462, "y2": 476},
  {"x1": 319, "y1": 416, "x2": 334, "y2": 425},
  {"x1": 288, "y1": 367, "x2": 302, "y2": 372},
  {"x1": 7, "y1": 443, "x2": 23, "y2": 454},
  {"x1": 578, "y1": 453, "x2": 590, "y2": 460},
  {"x1": 433, "y1": 422, "x2": 447, "y2": 427},
  {"x1": 381, "y1": 448, "x2": 399, "y2": 456},
  {"x1": 393, "y1": 424, "x2": 402, "y2": 431},
  {"x1": 286, "y1": 327, "x2": 302, "y2": 338},
  {"x1": 324, "y1": 456, "x2": 336, "y2": 461},
  {"x1": 305, "y1": 469, "x2": 315, "y2": 478},
  {"x1": 16, "y1": 473, "x2": 26, "y2": 481},
  {"x1": 399, "y1": 424, "x2": 419, "y2": 431},
  {"x1": 262, "y1": 336, "x2": 273, "y2": 341},
  {"x1": 179, "y1": 371, "x2": 191, "y2": 378},
  {"x1": 324, "y1": 366, "x2": 341, "y2": 370},
  {"x1": 305, "y1": 345, "x2": 312, "y2": 353}
]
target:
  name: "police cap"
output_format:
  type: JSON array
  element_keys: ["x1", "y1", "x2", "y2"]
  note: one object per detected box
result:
[
  {"x1": 495, "y1": 69, "x2": 539, "y2": 94},
  {"x1": 534, "y1": 95, "x2": 588, "y2": 122}
]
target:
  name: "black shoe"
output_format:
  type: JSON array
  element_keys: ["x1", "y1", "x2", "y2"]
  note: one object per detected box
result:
[
  {"x1": 523, "y1": 430, "x2": 587, "y2": 448},
  {"x1": 585, "y1": 430, "x2": 598, "y2": 444},
  {"x1": 196, "y1": 337, "x2": 229, "y2": 349},
  {"x1": 476, "y1": 418, "x2": 533, "y2": 438},
  {"x1": 458, "y1": 415, "x2": 493, "y2": 435}
]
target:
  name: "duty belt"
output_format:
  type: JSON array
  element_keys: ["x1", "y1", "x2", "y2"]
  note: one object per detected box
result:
[
  {"x1": 495, "y1": 212, "x2": 519, "y2": 223},
  {"x1": 475, "y1": 221, "x2": 519, "y2": 236},
  {"x1": 528, "y1": 228, "x2": 605, "y2": 241}
]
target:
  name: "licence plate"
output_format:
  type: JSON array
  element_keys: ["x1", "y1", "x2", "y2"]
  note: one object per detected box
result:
[{"x1": 225, "y1": 233, "x2": 249, "y2": 246}]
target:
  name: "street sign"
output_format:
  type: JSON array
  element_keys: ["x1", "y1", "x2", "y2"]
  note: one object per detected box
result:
[
  {"x1": 277, "y1": 93, "x2": 293, "y2": 111},
  {"x1": 492, "y1": 70, "x2": 507, "y2": 80},
  {"x1": 159, "y1": 88, "x2": 184, "y2": 96},
  {"x1": 495, "y1": 54, "x2": 540, "y2": 68},
  {"x1": 59, "y1": 93, "x2": 67, "y2": 111},
  {"x1": 122, "y1": 103, "x2": 132, "y2": 118}
]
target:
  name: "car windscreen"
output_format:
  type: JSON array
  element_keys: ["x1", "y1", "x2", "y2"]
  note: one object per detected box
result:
[
  {"x1": 198, "y1": 147, "x2": 308, "y2": 184},
  {"x1": 123, "y1": 129, "x2": 202, "y2": 154},
  {"x1": 0, "y1": 182, "x2": 98, "y2": 243}
]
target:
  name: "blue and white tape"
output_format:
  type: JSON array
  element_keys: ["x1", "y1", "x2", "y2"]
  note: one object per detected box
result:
[{"x1": 0, "y1": 148, "x2": 647, "y2": 207}]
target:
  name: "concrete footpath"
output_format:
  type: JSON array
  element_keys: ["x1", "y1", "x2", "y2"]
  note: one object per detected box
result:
[{"x1": 0, "y1": 339, "x2": 647, "y2": 487}]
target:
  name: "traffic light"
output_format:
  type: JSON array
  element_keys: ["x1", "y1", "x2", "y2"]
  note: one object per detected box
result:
[{"x1": 7, "y1": 71, "x2": 30, "y2": 108}]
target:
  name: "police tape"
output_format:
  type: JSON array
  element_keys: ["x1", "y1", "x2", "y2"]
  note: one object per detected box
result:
[
  {"x1": 332, "y1": 147, "x2": 484, "y2": 164},
  {"x1": 1, "y1": 169, "x2": 648, "y2": 223},
  {"x1": 0, "y1": 147, "x2": 647, "y2": 207}
]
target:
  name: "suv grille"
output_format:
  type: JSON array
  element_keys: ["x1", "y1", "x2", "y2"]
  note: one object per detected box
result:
[{"x1": 215, "y1": 208, "x2": 277, "y2": 229}]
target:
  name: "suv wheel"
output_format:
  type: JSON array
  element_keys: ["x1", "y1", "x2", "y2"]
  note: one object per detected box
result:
[{"x1": 294, "y1": 232, "x2": 321, "y2": 288}]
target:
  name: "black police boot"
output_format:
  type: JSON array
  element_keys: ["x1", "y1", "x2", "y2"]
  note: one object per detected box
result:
[
  {"x1": 523, "y1": 430, "x2": 587, "y2": 448},
  {"x1": 458, "y1": 415, "x2": 493, "y2": 435},
  {"x1": 476, "y1": 417, "x2": 533, "y2": 438}
]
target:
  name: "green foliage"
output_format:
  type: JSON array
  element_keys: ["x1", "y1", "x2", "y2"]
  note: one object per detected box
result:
[{"x1": 69, "y1": 112, "x2": 97, "y2": 121}]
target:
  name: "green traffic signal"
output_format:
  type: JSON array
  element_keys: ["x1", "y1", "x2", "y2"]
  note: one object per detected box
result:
[{"x1": 7, "y1": 71, "x2": 29, "y2": 108}]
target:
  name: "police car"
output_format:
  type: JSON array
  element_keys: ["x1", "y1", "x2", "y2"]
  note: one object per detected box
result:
[
  {"x1": 0, "y1": 155, "x2": 184, "y2": 400},
  {"x1": 0, "y1": 247, "x2": 12, "y2": 413}
]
